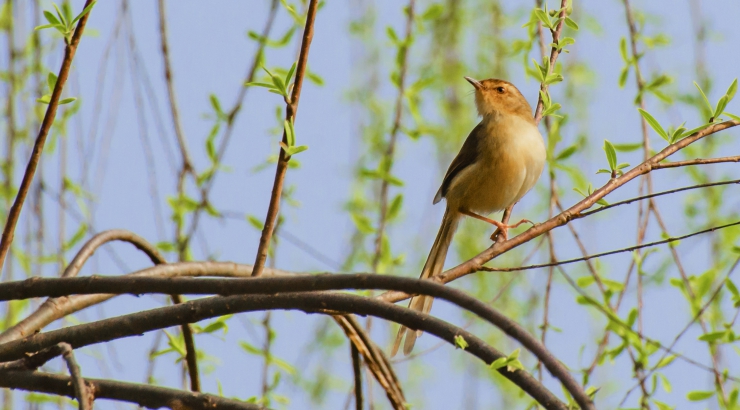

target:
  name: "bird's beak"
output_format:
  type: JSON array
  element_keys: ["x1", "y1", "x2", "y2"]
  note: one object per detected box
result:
[{"x1": 464, "y1": 76, "x2": 483, "y2": 90}]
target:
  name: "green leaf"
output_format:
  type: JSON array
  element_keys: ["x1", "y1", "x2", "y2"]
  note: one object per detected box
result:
[
  {"x1": 36, "y1": 95, "x2": 51, "y2": 104},
  {"x1": 698, "y1": 331, "x2": 726, "y2": 342},
  {"x1": 534, "y1": 9, "x2": 552, "y2": 29},
  {"x1": 71, "y1": 0, "x2": 96, "y2": 25},
  {"x1": 724, "y1": 112, "x2": 740, "y2": 121},
  {"x1": 613, "y1": 142, "x2": 642, "y2": 152},
  {"x1": 52, "y1": 3, "x2": 67, "y2": 27},
  {"x1": 58, "y1": 97, "x2": 76, "y2": 105},
  {"x1": 47, "y1": 72, "x2": 58, "y2": 92},
  {"x1": 209, "y1": 94, "x2": 222, "y2": 115},
  {"x1": 247, "y1": 215, "x2": 264, "y2": 230},
  {"x1": 387, "y1": 194, "x2": 403, "y2": 220},
  {"x1": 653, "y1": 400, "x2": 674, "y2": 410},
  {"x1": 244, "y1": 81, "x2": 276, "y2": 89},
  {"x1": 564, "y1": 17, "x2": 579, "y2": 30},
  {"x1": 619, "y1": 38, "x2": 629, "y2": 62},
  {"x1": 43, "y1": 10, "x2": 60, "y2": 25},
  {"x1": 686, "y1": 390, "x2": 715, "y2": 401},
  {"x1": 654, "y1": 355, "x2": 676, "y2": 369},
  {"x1": 726, "y1": 78, "x2": 738, "y2": 102},
  {"x1": 555, "y1": 145, "x2": 577, "y2": 160},
  {"x1": 285, "y1": 145, "x2": 308, "y2": 156},
  {"x1": 714, "y1": 96, "x2": 729, "y2": 120},
  {"x1": 351, "y1": 214, "x2": 374, "y2": 234},
  {"x1": 693, "y1": 81, "x2": 714, "y2": 114},
  {"x1": 283, "y1": 119, "x2": 295, "y2": 146},
  {"x1": 727, "y1": 279, "x2": 740, "y2": 298},
  {"x1": 637, "y1": 108, "x2": 668, "y2": 141},
  {"x1": 542, "y1": 103, "x2": 562, "y2": 117},
  {"x1": 489, "y1": 357, "x2": 507, "y2": 370},
  {"x1": 678, "y1": 123, "x2": 712, "y2": 140},
  {"x1": 619, "y1": 66, "x2": 629, "y2": 88},
  {"x1": 603, "y1": 140, "x2": 617, "y2": 170},
  {"x1": 577, "y1": 276, "x2": 595, "y2": 288},
  {"x1": 284, "y1": 62, "x2": 297, "y2": 89},
  {"x1": 386, "y1": 26, "x2": 399, "y2": 43},
  {"x1": 454, "y1": 335, "x2": 468, "y2": 350}
]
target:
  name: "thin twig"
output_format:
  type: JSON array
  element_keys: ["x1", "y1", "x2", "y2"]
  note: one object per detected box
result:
[
  {"x1": 351, "y1": 344, "x2": 363, "y2": 410},
  {"x1": 0, "y1": 0, "x2": 96, "y2": 272},
  {"x1": 371, "y1": 0, "x2": 415, "y2": 272},
  {"x1": 652, "y1": 155, "x2": 740, "y2": 169},
  {"x1": 480, "y1": 220, "x2": 740, "y2": 273},
  {"x1": 0, "y1": 371, "x2": 261, "y2": 410},
  {"x1": 579, "y1": 179, "x2": 740, "y2": 217},
  {"x1": 252, "y1": 0, "x2": 320, "y2": 277},
  {"x1": 59, "y1": 343, "x2": 91, "y2": 410}
]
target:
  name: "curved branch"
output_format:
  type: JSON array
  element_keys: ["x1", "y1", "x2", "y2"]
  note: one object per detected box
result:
[
  {"x1": 0, "y1": 371, "x2": 262, "y2": 410},
  {"x1": 0, "y1": 291, "x2": 569, "y2": 410},
  {"x1": 0, "y1": 274, "x2": 590, "y2": 409}
]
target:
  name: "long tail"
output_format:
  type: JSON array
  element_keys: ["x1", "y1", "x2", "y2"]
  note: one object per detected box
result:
[{"x1": 391, "y1": 207, "x2": 460, "y2": 356}]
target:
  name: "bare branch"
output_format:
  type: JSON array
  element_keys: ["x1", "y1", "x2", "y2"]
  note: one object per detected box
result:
[
  {"x1": 0, "y1": 290, "x2": 569, "y2": 410},
  {"x1": 652, "y1": 155, "x2": 740, "y2": 170},
  {"x1": 59, "y1": 343, "x2": 91, "y2": 410},
  {"x1": 0, "y1": 371, "x2": 262, "y2": 410},
  {"x1": 481, "y1": 220, "x2": 740, "y2": 273}
]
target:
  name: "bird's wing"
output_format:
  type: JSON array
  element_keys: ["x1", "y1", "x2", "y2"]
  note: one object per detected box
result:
[{"x1": 434, "y1": 122, "x2": 484, "y2": 204}]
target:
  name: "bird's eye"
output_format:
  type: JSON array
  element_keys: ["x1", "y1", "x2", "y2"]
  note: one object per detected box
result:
[{"x1": 496, "y1": 87, "x2": 505, "y2": 94}]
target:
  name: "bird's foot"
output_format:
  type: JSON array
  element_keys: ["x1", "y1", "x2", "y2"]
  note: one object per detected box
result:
[{"x1": 489, "y1": 219, "x2": 534, "y2": 241}]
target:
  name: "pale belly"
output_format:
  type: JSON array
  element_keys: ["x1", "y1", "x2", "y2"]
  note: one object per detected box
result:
[{"x1": 445, "y1": 131, "x2": 545, "y2": 215}]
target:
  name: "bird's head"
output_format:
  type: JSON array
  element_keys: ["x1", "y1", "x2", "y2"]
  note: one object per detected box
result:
[{"x1": 465, "y1": 77, "x2": 533, "y2": 121}]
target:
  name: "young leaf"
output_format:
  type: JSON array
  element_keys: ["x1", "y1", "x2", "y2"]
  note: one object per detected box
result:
[
  {"x1": 564, "y1": 17, "x2": 579, "y2": 30},
  {"x1": 714, "y1": 96, "x2": 729, "y2": 120},
  {"x1": 693, "y1": 81, "x2": 714, "y2": 114},
  {"x1": 603, "y1": 140, "x2": 617, "y2": 170},
  {"x1": 284, "y1": 61, "x2": 297, "y2": 89},
  {"x1": 58, "y1": 97, "x2": 77, "y2": 105},
  {"x1": 637, "y1": 108, "x2": 668, "y2": 141},
  {"x1": 725, "y1": 78, "x2": 738, "y2": 102},
  {"x1": 686, "y1": 390, "x2": 715, "y2": 401},
  {"x1": 71, "y1": 0, "x2": 96, "y2": 25},
  {"x1": 725, "y1": 112, "x2": 740, "y2": 121},
  {"x1": 454, "y1": 335, "x2": 468, "y2": 350}
]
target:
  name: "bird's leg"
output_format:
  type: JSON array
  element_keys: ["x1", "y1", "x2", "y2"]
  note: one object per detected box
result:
[{"x1": 459, "y1": 209, "x2": 534, "y2": 241}]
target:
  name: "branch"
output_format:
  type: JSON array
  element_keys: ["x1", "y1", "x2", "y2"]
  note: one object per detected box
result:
[
  {"x1": 59, "y1": 343, "x2": 91, "y2": 410},
  {"x1": 0, "y1": 0, "x2": 95, "y2": 272},
  {"x1": 371, "y1": 0, "x2": 415, "y2": 271},
  {"x1": 0, "y1": 371, "x2": 262, "y2": 410},
  {"x1": 533, "y1": 0, "x2": 568, "y2": 125},
  {"x1": 252, "y1": 0, "x2": 320, "y2": 277},
  {"x1": 480, "y1": 220, "x2": 740, "y2": 272},
  {"x1": 579, "y1": 179, "x2": 740, "y2": 218},
  {"x1": 351, "y1": 343, "x2": 363, "y2": 410},
  {"x1": 0, "y1": 290, "x2": 569, "y2": 410},
  {"x1": 0, "y1": 274, "x2": 589, "y2": 410},
  {"x1": 652, "y1": 155, "x2": 740, "y2": 170}
]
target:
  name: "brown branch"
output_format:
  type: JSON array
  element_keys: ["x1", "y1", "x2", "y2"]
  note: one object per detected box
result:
[
  {"x1": 0, "y1": 343, "x2": 66, "y2": 371},
  {"x1": 59, "y1": 343, "x2": 91, "y2": 410},
  {"x1": 0, "y1": 289, "x2": 569, "y2": 410},
  {"x1": 0, "y1": 371, "x2": 262, "y2": 410},
  {"x1": 157, "y1": 0, "x2": 193, "y2": 172},
  {"x1": 652, "y1": 155, "x2": 740, "y2": 169},
  {"x1": 479, "y1": 220, "x2": 740, "y2": 273},
  {"x1": 0, "y1": 0, "x2": 95, "y2": 272},
  {"x1": 371, "y1": 0, "x2": 415, "y2": 271},
  {"x1": 252, "y1": 0, "x2": 319, "y2": 277},
  {"x1": 351, "y1": 343, "x2": 363, "y2": 410}
]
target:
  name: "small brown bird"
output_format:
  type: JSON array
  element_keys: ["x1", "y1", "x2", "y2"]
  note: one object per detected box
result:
[{"x1": 392, "y1": 77, "x2": 547, "y2": 356}]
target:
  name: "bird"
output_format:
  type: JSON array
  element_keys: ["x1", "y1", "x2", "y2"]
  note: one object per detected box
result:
[{"x1": 391, "y1": 77, "x2": 547, "y2": 356}]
